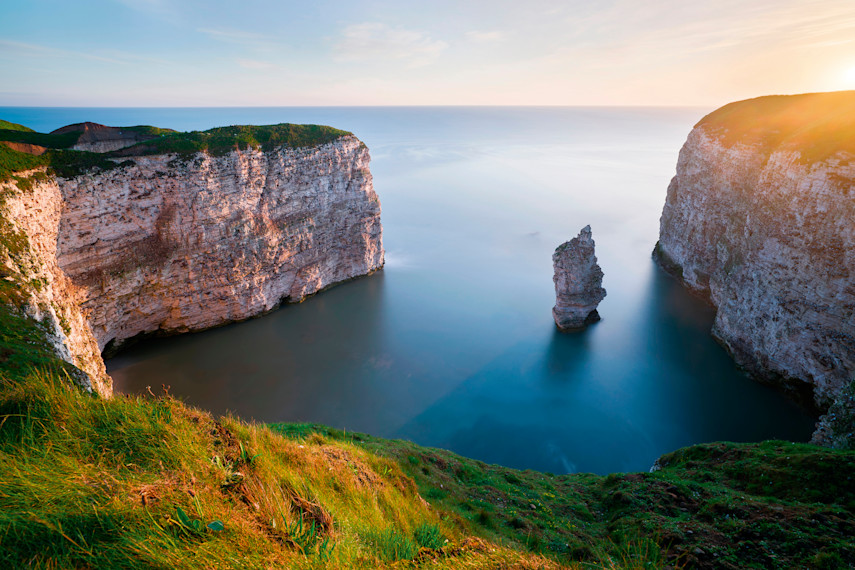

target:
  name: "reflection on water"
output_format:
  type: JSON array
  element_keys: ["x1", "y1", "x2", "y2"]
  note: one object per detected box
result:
[
  {"x1": 391, "y1": 268, "x2": 813, "y2": 474},
  {"x1": 2, "y1": 106, "x2": 816, "y2": 474}
]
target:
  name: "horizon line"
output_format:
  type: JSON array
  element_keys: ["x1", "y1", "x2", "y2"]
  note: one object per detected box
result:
[{"x1": 0, "y1": 103, "x2": 716, "y2": 109}]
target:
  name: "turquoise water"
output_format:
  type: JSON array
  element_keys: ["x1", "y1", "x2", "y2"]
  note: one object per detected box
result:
[{"x1": 1, "y1": 107, "x2": 816, "y2": 474}]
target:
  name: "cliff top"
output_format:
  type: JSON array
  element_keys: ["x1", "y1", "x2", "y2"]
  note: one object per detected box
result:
[
  {"x1": 696, "y1": 90, "x2": 855, "y2": 164},
  {"x1": 0, "y1": 121, "x2": 354, "y2": 182},
  {"x1": 0, "y1": 119, "x2": 34, "y2": 132},
  {"x1": 112, "y1": 123, "x2": 352, "y2": 158}
]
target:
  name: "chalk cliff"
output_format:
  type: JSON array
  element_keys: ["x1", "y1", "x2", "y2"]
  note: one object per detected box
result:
[
  {"x1": 655, "y1": 93, "x2": 855, "y2": 427},
  {"x1": 0, "y1": 129, "x2": 383, "y2": 397},
  {"x1": 552, "y1": 225, "x2": 606, "y2": 330}
]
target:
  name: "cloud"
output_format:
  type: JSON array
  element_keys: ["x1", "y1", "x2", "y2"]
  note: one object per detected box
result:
[
  {"x1": 334, "y1": 23, "x2": 448, "y2": 67},
  {"x1": 0, "y1": 39, "x2": 128, "y2": 64},
  {"x1": 465, "y1": 30, "x2": 506, "y2": 43}
]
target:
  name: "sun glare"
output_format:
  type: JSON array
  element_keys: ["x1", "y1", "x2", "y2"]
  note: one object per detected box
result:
[{"x1": 842, "y1": 65, "x2": 855, "y2": 88}]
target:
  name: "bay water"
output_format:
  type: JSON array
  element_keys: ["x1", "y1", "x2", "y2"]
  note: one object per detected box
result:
[{"x1": 1, "y1": 106, "x2": 816, "y2": 474}]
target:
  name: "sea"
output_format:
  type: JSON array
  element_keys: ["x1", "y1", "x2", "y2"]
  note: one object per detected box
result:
[{"x1": 0, "y1": 106, "x2": 816, "y2": 475}]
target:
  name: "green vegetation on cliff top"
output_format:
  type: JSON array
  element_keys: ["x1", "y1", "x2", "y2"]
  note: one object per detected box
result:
[
  {"x1": 0, "y1": 120, "x2": 35, "y2": 132},
  {"x1": 0, "y1": 128, "x2": 80, "y2": 149},
  {"x1": 696, "y1": 90, "x2": 855, "y2": 163},
  {"x1": 0, "y1": 121, "x2": 353, "y2": 182},
  {"x1": 119, "y1": 123, "x2": 351, "y2": 158},
  {"x1": 0, "y1": 144, "x2": 132, "y2": 183}
]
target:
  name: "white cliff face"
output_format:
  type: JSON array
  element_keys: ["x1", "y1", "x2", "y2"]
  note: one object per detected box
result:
[
  {"x1": 1, "y1": 135, "x2": 383, "y2": 396},
  {"x1": 656, "y1": 127, "x2": 855, "y2": 411},
  {"x1": 552, "y1": 225, "x2": 606, "y2": 330},
  {"x1": 1, "y1": 175, "x2": 112, "y2": 395}
]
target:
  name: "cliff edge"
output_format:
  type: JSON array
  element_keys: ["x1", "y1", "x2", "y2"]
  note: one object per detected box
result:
[
  {"x1": 655, "y1": 92, "x2": 855, "y2": 443},
  {"x1": 0, "y1": 122, "x2": 384, "y2": 396}
]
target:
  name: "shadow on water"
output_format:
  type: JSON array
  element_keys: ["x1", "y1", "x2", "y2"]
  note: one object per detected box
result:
[
  {"x1": 392, "y1": 322, "x2": 642, "y2": 475},
  {"x1": 543, "y1": 324, "x2": 593, "y2": 379},
  {"x1": 109, "y1": 272, "x2": 390, "y2": 427},
  {"x1": 392, "y1": 263, "x2": 816, "y2": 476},
  {"x1": 639, "y1": 265, "x2": 816, "y2": 447}
]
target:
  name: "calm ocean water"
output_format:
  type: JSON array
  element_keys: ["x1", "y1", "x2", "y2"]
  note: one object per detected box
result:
[{"x1": 0, "y1": 106, "x2": 816, "y2": 474}]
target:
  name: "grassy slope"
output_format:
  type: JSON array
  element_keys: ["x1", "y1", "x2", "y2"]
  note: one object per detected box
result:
[
  {"x1": 275, "y1": 424, "x2": 855, "y2": 569},
  {"x1": 0, "y1": 121, "x2": 352, "y2": 182},
  {"x1": 0, "y1": 129, "x2": 80, "y2": 149},
  {"x1": 696, "y1": 90, "x2": 855, "y2": 164},
  {"x1": 1, "y1": 334, "x2": 852, "y2": 569},
  {"x1": 0, "y1": 363, "x2": 560, "y2": 569},
  {"x1": 0, "y1": 120, "x2": 35, "y2": 132}
]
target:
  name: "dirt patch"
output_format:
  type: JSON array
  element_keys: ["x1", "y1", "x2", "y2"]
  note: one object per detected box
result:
[{"x1": 1, "y1": 141, "x2": 47, "y2": 156}]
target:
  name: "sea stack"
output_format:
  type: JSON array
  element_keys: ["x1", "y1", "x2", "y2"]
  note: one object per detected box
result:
[{"x1": 552, "y1": 225, "x2": 606, "y2": 330}]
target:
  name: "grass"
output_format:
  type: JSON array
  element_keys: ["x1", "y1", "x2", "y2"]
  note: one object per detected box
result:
[
  {"x1": 0, "y1": 128, "x2": 80, "y2": 150},
  {"x1": 0, "y1": 120, "x2": 35, "y2": 132},
  {"x1": 118, "y1": 123, "x2": 352, "y2": 158},
  {"x1": 360, "y1": 527, "x2": 419, "y2": 562},
  {"x1": 0, "y1": 144, "x2": 50, "y2": 182},
  {"x1": 102, "y1": 125, "x2": 174, "y2": 137},
  {"x1": 0, "y1": 305, "x2": 76, "y2": 379},
  {"x1": 0, "y1": 369, "x2": 566, "y2": 569},
  {"x1": 696, "y1": 90, "x2": 855, "y2": 164},
  {"x1": 0, "y1": 144, "x2": 132, "y2": 183},
  {"x1": 271, "y1": 423, "x2": 855, "y2": 569}
]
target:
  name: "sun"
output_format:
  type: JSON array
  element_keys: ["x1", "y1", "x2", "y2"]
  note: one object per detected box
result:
[{"x1": 842, "y1": 65, "x2": 855, "y2": 88}]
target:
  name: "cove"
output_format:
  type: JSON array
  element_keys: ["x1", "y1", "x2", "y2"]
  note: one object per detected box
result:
[{"x1": 2, "y1": 106, "x2": 815, "y2": 474}]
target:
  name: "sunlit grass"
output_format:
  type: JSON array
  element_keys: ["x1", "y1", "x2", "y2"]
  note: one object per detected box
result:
[
  {"x1": 697, "y1": 90, "x2": 855, "y2": 164},
  {"x1": 0, "y1": 370, "x2": 567, "y2": 569}
]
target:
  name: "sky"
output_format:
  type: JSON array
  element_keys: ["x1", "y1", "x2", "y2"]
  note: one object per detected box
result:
[{"x1": 2, "y1": 0, "x2": 855, "y2": 107}]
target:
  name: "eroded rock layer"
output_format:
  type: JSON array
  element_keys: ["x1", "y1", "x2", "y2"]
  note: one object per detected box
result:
[
  {"x1": 655, "y1": 93, "x2": 855, "y2": 417},
  {"x1": 1, "y1": 134, "x2": 383, "y2": 396}
]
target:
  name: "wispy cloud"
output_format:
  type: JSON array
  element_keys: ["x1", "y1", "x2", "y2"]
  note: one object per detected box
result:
[
  {"x1": 465, "y1": 30, "x2": 506, "y2": 43},
  {"x1": 334, "y1": 23, "x2": 448, "y2": 67},
  {"x1": 0, "y1": 39, "x2": 127, "y2": 64}
]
